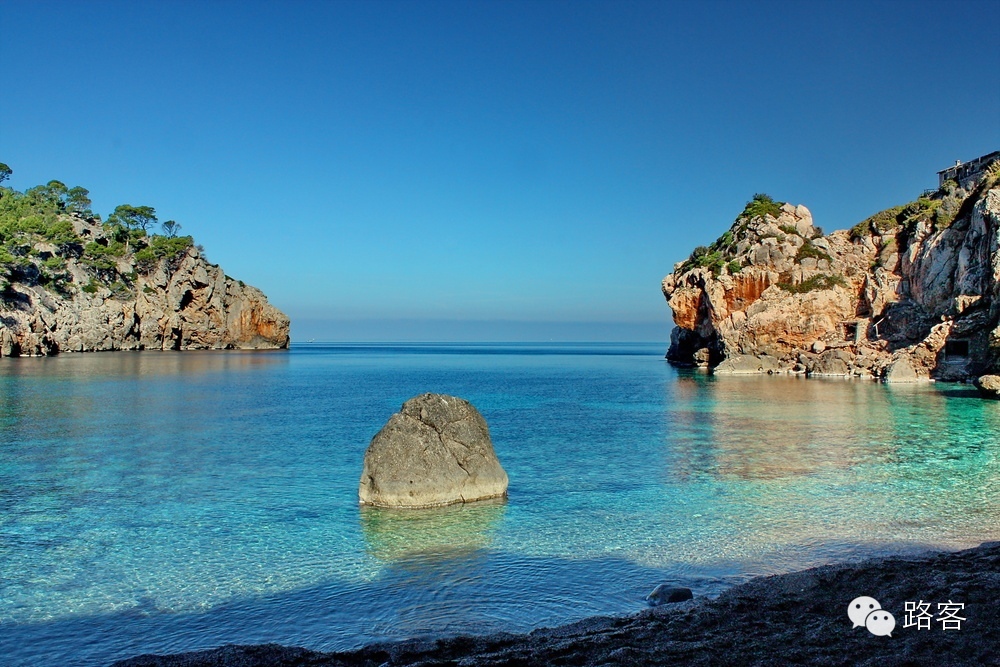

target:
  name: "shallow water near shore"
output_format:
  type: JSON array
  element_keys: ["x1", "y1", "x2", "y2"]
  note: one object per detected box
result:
[{"x1": 2, "y1": 343, "x2": 1000, "y2": 666}]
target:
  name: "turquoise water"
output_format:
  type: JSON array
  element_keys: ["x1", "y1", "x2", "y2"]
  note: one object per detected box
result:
[{"x1": 2, "y1": 343, "x2": 1000, "y2": 665}]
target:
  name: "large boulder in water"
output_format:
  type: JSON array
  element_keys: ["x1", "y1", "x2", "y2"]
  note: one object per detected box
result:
[{"x1": 359, "y1": 393, "x2": 508, "y2": 508}]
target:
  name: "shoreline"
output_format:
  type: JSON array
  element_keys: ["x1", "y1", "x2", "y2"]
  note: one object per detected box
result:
[{"x1": 112, "y1": 540, "x2": 1000, "y2": 666}]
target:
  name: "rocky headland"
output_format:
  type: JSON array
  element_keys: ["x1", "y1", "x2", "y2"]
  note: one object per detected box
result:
[
  {"x1": 662, "y1": 156, "x2": 1000, "y2": 383},
  {"x1": 0, "y1": 173, "x2": 289, "y2": 355}
]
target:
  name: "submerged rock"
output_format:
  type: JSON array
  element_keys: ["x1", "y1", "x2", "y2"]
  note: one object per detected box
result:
[
  {"x1": 359, "y1": 393, "x2": 508, "y2": 508},
  {"x1": 714, "y1": 354, "x2": 779, "y2": 374},
  {"x1": 645, "y1": 585, "x2": 693, "y2": 606}
]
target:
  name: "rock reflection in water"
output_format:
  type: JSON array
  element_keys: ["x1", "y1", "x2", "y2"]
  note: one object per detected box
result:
[
  {"x1": 359, "y1": 498, "x2": 507, "y2": 563},
  {"x1": 0, "y1": 348, "x2": 288, "y2": 381},
  {"x1": 359, "y1": 498, "x2": 509, "y2": 637},
  {"x1": 665, "y1": 374, "x2": 952, "y2": 480}
]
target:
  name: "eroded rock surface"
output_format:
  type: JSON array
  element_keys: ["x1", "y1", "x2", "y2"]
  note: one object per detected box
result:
[
  {"x1": 0, "y1": 215, "x2": 289, "y2": 354},
  {"x1": 662, "y1": 164, "x2": 1000, "y2": 382},
  {"x1": 359, "y1": 393, "x2": 508, "y2": 508}
]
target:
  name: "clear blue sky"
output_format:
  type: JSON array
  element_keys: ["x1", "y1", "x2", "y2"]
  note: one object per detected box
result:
[{"x1": 2, "y1": 0, "x2": 998, "y2": 342}]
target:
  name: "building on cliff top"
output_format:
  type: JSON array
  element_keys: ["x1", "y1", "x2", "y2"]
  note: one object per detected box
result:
[{"x1": 938, "y1": 150, "x2": 1000, "y2": 189}]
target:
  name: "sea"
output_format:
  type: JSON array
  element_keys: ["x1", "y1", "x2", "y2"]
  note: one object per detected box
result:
[{"x1": 2, "y1": 343, "x2": 999, "y2": 665}]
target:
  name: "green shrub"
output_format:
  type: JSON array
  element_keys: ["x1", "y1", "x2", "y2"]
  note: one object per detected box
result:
[
  {"x1": 677, "y1": 194, "x2": 789, "y2": 275},
  {"x1": 84, "y1": 240, "x2": 126, "y2": 257},
  {"x1": 0, "y1": 178, "x2": 205, "y2": 291},
  {"x1": 42, "y1": 256, "x2": 65, "y2": 271},
  {"x1": 934, "y1": 197, "x2": 961, "y2": 228},
  {"x1": 134, "y1": 248, "x2": 155, "y2": 270},
  {"x1": 849, "y1": 221, "x2": 868, "y2": 238},
  {"x1": 850, "y1": 205, "x2": 905, "y2": 238},
  {"x1": 795, "y1": 242, "x2": 832, "y2": 263},
  {"x1": 44, "y1": 219, "x2": 78, "y2": 245},
  {"x1": 38, "y1": 269, "x2": 69, "y2": 294},
  {"x1": 982, "y1": 162, "x2": 1000, "y2": 191},
  {"x1": 82, "y1": 241, "x2": 125, "y2": 270},
  {"x1": 851, "y1": 198, "x2": 940, "y2": 239},
  {"x1": 108, "y1": 281, "x2": 131, "y2": 299},
  {"x1": 134, "y1": 234, "x2": 193, "y2": 273},
  {"x1": 778, "y1": 273, "x2": 847, "y2": 293},
  {"x1": 15, "y1": 214, "x2": 47, "y2": 235},
  {"x1": 4, "y1": 241, "x2": 31, "y2": 265},
  {"x1": 700, "y1": 251, "x2": 726, "y2": 274},
  {"x1": 81, "y1": 279, "x2": 100, "y2": 293},
  {"x1": 704, "y1": 228, "x2": 738, "y2": 256},
  {"x1": 905, "y1": 197, "x2": 938, "y2": 218},
  {"x1": 727, "y1": 260, "x2": 742, "y2": 274},
  {"x1": 680, "y1": 245, "x2": 708, "y2": 273},
  {"x1": 849, "y1": 183, "x2": 986, "y2": 239},
  {"x1": 740, "y1": 193, "x2": 783, "y2": 220},
  {"x1": 0, "y1": 184, "x2": 84, "y2": 247}
]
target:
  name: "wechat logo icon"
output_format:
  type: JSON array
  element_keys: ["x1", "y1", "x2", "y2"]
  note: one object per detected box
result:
[{"x1": 848, "y1": 596, "x2": 895, "y2": 637}]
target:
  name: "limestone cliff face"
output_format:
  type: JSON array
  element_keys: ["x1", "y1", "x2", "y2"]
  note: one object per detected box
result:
[
  {"x1": 662, "y1": 164, "x2": 1000, "y2": 382},
  {"x1": 0, "y1": 215, "x2": 289, "y2": 356}
]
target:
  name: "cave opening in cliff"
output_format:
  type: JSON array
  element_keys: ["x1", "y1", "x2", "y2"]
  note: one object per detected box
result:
[
  {"x1": 843, "y1": 322, "x2": 858, "y2": 342},
  {"x1": 945, "y1": 339, "x2": 970, "y2": 360}
]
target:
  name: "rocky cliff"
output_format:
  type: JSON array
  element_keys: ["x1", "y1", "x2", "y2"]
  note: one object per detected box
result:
[
  {"x1": 0, "y1": 187, "x2": 289, "y2": 356},
  {"x1": 662, "y1": 161, "x2": 1000, "y2": 382}
]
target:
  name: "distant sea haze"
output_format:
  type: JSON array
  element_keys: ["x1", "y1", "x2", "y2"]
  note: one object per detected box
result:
[
  {"x1": 2, "y1": 344, "x2": 998, "y2": 666},
  {"x1": 287, "y1": 318, "x2": 673, "y2": 342}
]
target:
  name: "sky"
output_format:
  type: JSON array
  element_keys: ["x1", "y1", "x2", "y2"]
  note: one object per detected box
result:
[{"x1": 2, "y1": 0, "x2": 998, "y2": 342}]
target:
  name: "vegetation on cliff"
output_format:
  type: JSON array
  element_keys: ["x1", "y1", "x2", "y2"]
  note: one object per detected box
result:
[
  {"x1": 678, "y1": 193, "x2": 828, "y2": 278},
  {"x1": 849, "y1": 163, "x2": 1000, "y2": 241},
  {"x1": 0, "y1": 161, "x2": 290, "y2": 355},
  {"x1": 777, "y1": 273, "x2": 846, "y2": 294},
  {"x1": 0, "y1": 166, "x2": 195, "y2": 298},
  {"x1": 663, "y1": 154, "x2": 1000, "y2": 381},
  {"x1": 679, "y1": 195, "x2": 781, "y2": 276},
  {"x1": 739, "y1": 192, "x2": 783, "y2": 220}
]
